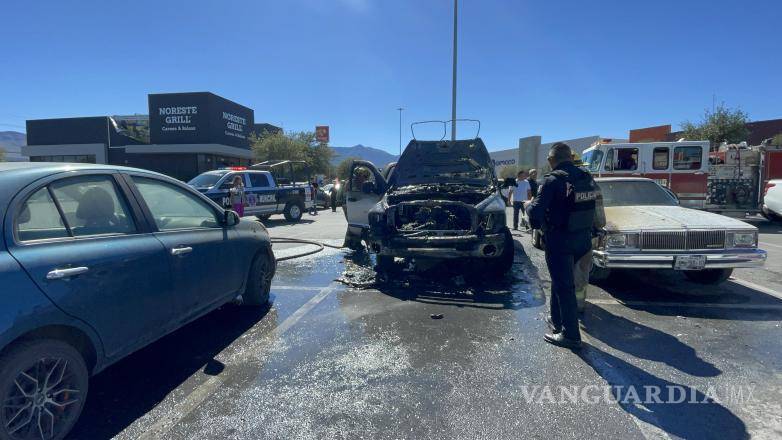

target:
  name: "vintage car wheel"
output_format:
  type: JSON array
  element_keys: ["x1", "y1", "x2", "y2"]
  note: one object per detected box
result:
[
  {"x1": 684, "y1": 268, "x2": 733, "y2": 285},
  {"x1": 0, "y1": 340, "x2": 88, "y2": 440},
  {"x1": 589, "y1": 265, "x2": 612, "y2": 283},
  {"x1": 243, "y1": 250, "x2": 274, "y2": 306},
  {"x1": 283, "y1": 201, "x2": 304, "y2": 222}
]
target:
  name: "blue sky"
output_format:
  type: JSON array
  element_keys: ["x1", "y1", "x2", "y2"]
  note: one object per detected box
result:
[{"x1": 1, "y1": 0, "x2": 780, "y2": 153}]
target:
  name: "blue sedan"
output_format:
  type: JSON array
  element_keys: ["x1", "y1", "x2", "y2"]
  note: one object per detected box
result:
[{"x1": 0, "y1": 163, "x2": 275, "y2": 440}]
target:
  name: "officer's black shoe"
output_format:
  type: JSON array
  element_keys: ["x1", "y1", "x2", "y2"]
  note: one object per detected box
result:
[
  {"x1": 544, "y1": 315, "x2": 562, "y2": 334},
  {"x1": 544, "y1": 332, "x2": 582, "y2": 349}
]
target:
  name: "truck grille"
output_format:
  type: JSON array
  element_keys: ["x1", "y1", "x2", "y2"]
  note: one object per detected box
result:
[{"x1": 640, "y1": 230, "x2": 725, "y2": 250}]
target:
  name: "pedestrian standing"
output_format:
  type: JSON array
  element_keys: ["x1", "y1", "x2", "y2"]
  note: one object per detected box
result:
[
  {"x1": 331, "y1": 177, "x2": 340, "y2": 212},
  {"x1": 527, "y1": 169, "x2": 539, "y2": 198},
  {"x1": 526, "y1": 143, "x2": 605, "y2": 349},
  {"x1": 510, "y1": 170, "x2": 531, "y2": 230},
  {"x1": 310, "y1": 180, "x2": 319, "y2": 215},
  {"x1": 229, "y1": 175, "x2": 247, "y2": 217}
]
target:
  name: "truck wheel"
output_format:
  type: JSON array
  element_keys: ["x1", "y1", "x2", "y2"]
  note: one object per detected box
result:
[
  {"x1": 243, "y1": 249, "x2": 274, "y2": 306},
  {"x1": 344, "y1": 230, "x2": 364, "y2": 251},
  {"x1": 283, "y1": 201, "x2": 304, "y2": 222},
  {"x1": 684, "y1": 268, "x2": 733, "y2": 285},
  {"x1": 589, "y1": 265, "x2": 612, "y2": 283},
  {"x1": 495, "y1": 228, "x2": 515, "y2": 274},
  {"x1": 375, "y1": 255, "x2": 395, "y2": 273},
  {"x1": 0, "y1": 339, "x2": 89, "y2": 440},
  {"x1": 257, "y1": 214, "x2": 271, "y2": 222}
]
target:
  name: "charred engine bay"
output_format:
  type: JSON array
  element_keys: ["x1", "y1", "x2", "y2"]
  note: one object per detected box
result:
[{"x1": 387, "y1": 184, "x2": 490, "y2": 232}]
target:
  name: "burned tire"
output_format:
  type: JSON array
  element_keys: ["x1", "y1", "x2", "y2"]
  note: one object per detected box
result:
[
  {"x1": 243, "y1": 249, "x2": 274, "y2": 306},
  {"x1": 495, "y1": 228, "x2": 515, "y2": 274},
  {"x1": 0, "y1": 339, "x2": 89, "y2": 440},
  {"x1": 684, "y1": 268, "x2": 733, "y2": 285},
  {"x1": 283, "y1": 201, "x2": 304, "y2": 222},
  {"x1": 375, "y1": 255, "x2": 395, "y2": 273}
]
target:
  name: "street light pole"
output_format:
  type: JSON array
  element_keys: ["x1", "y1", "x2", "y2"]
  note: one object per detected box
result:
[
  {"x1": 450, "y1": 0, "x2": 458, "y2": 141},
  {"x1": 397, "y1": 107, "x2": 404, "y2": 156}
]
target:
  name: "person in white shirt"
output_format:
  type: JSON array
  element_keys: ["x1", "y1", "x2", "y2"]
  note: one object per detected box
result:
[{"x1": 510, "y1": 170, "x2": 532, "y2": 230}]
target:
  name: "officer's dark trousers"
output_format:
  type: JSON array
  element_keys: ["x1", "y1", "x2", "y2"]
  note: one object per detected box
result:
[
  {"x1": 512, "y1": 202, "x2": 524, "y2": 229},
  {"x1": 331, "y1": 193, "x2": 337, "y2": 212},
  {"x1": 545, "y1": 231, "x2": 592, "y2": 341}
]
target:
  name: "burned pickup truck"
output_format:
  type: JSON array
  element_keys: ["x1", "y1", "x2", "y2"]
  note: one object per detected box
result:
[{"x1": 343, "y1": 138, "x2": 514, "y2": 274}]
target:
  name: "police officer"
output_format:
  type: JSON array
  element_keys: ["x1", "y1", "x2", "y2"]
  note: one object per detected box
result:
[{"x1": 526, "y1": 142, "x2": 605, "y2": 349}]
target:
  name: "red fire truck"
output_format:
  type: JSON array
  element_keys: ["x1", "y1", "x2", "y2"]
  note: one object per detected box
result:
[{"x1": 580, "y1": 140, "x2": 782, "y2": 217}]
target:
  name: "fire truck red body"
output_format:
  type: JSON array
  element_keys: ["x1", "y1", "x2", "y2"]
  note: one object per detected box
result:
[{"x1": 580, "y1": 140, "x2": 782, "y2": 216}]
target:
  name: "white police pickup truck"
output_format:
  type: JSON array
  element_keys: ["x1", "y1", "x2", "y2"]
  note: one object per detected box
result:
[{"x1": 188, "y1": 167, "x2": 313, "y2": 222}]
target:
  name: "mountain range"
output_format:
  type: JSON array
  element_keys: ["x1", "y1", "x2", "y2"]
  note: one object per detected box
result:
[{"x1": 330, "y1": 144, "x2": 398, "y2": 166}]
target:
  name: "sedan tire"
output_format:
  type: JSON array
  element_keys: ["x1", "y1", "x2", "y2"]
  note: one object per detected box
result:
[
  {"x1": 0, "y1": 340, "x2": 88, "y2": 440},
  {"x1": 243, "y1": 250, "x2": 274, "y2": 306},
  {"x1": 684, "y1": 268, "x2": 733, "y2": 285}
]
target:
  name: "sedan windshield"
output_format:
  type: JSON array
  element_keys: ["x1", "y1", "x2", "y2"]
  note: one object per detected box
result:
[
  {"x1": 188, "y1": 171, "x2": 228, "y2": 188},
  {"x1": 599, "y1": 180, "x2": 677, "y2": 207}
]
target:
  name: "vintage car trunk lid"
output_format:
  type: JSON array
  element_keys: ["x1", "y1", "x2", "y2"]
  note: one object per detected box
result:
[{"x1": 604, "y1": 205, "x2": 756, "y2": 231}]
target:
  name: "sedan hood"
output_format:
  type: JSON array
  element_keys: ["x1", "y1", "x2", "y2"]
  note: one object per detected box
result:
[{"x1": 605, "y1": 206, "x2": 756, "y2": 231}]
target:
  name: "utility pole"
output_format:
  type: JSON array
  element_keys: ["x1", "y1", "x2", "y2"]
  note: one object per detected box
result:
[
  {"x1": 397, "y1": 107, "x2": 404, "y2": 156},
  {"x1": 450, "y1": 0, "x2": 458, "y2": 141}
]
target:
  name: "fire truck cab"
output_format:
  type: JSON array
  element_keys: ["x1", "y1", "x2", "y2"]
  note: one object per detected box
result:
[{"x1": 581, "y1": 141, "x2": 710, "y2": 209}]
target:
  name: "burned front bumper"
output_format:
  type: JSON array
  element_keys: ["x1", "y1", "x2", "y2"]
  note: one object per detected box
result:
[
  {"x1": 592, "y1": 248, "x2": 767, "y2": 269},
  {"x1": 368, "y1": 232, "x2": 507, "y2": 259}
]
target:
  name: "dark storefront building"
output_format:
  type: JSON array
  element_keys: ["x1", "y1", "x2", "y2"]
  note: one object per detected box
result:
[{"x1": 24, "y1": 92, "x2": 262, "y2": 181}]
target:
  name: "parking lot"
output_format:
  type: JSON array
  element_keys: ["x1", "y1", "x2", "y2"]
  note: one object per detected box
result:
[
  {"x1": 50, "y1": 211, "x2": 782, "y2": 439},
  {"x1": 67, "y1": 209, "x2": 782, "y2": 439}
]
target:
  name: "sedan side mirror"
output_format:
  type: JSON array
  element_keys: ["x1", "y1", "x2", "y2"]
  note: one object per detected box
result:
[{"x1": 223, "y1": 210, "x2": 241, "y2": 226}]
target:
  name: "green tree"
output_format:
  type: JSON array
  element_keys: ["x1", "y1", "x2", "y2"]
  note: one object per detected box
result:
[
  {"x1": 680, "y1": 104, "x2": 750, "y2": 147},
  {"x1": 0, "y1": 147, "x2": 5, "y2": 162},
  {"x1": 336, "y1": 156, "x2": 360, "y2": 181},
  {"x1": 771, "y1": 133, "x2": 782, "y2": 147},
  {"x1": 250, "y1": 130, "x2": 334, "y2": 175}
]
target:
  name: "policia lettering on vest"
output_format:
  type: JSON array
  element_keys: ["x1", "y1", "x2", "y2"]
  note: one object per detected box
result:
[{"x1": 526, "y1": 142, "x2": 606, "y2": 349}]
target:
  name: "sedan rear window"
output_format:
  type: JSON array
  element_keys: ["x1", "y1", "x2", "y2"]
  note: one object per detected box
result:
[{"x1": 16, "y1": 188, "x2": 69, "y2": 242}]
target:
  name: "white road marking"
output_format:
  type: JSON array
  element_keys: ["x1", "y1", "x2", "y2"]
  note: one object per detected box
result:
[
  {"x1": 730, "y1": 278, "x2": 782, "y2": 301},
  {"x1": 759, "y1": 241, "x2": 782, "y2": 250},
  {"x1": 136, "y1": 283, "x2": 340, "y2": 439},
  {"x1": 588, "y1": 298, "x2": 782, "y2": 310}
]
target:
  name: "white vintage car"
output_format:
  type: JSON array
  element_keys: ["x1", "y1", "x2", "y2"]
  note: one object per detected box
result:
[{"x1": 591, "y1": 178, "x2": 767, "y2": 284}]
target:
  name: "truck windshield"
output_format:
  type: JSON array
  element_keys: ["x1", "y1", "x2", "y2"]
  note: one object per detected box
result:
[
  {"x1": 188, "y1": 171, "x2": 228, "y2": 188},
  {"x1": 581, "y1": 149, "x2": 603, "y2": 173},
  {"x1": 599, "y1": 180, "x2": 678, "y2": 207}
]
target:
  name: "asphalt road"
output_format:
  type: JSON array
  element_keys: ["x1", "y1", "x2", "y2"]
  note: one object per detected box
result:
[{"x1": 68, "y1": 208, "x2": 782, "y2": 439}]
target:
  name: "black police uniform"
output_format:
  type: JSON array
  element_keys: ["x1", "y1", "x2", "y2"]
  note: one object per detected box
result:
[{"x1": 525, "y1": 161, "x2": 600, "y2": 341}]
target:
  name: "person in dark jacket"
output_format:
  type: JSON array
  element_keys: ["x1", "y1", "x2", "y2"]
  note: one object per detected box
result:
[
  {"x1": 527, "y1": 169, "x2": 539, "y2": 198},
  {"x1": 526, "y1": 143, "x2": 605, "y2": 349}
]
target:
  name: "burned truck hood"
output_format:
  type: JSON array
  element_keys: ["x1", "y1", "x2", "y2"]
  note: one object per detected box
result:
[{"x1": 390, "y1": 138, "x2": 494, "y2": 188}]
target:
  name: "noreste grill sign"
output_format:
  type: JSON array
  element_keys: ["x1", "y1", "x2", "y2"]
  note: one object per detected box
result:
[
  {"x1": 148, "y1": 92, "x2": 254, "y2": 148},
  {"x1": 223, "y1": 111, "x2": 247, "y2": 139},
  {"x1": 159, "y1": 106, "x2": 198, "y2": 131}
]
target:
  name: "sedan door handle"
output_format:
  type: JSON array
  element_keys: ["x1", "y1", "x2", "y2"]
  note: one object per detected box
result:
[
  {"x1": 46, "y1": 267, "x2": 89, "y2": 280},
  {"x1": 171, "y1": 246, "x2": 193, "y2": 256}
]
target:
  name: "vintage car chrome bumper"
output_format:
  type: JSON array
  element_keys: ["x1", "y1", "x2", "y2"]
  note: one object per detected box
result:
[
  {"x1": 369, "y1": 232, "x2": 507, "y2": 259},
  {"x1": 593, "y1": 248, "x2": 767, "y2": 269}
]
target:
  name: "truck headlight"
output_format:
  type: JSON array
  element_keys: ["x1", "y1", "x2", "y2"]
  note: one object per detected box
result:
[
  {"x1": 605, "y1": 232, "x2": 639, "y2": 249},
  {"x1": 727, "y1": 231, "x2": 757, "y2": 248}
]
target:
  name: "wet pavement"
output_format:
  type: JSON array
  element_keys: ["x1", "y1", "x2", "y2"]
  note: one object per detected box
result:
[{"x1": 68, "y1": 209, "x2": 782, "y2": 439}]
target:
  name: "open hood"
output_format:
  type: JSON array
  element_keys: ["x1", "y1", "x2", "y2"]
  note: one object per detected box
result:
[{"x1": 390, "y1": 138, "x2": 494, "y2": 187}]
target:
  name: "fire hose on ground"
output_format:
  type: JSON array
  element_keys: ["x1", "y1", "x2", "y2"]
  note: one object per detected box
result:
[{"x1": 270, "y1": 237, "x2": 345, "y2": 261}]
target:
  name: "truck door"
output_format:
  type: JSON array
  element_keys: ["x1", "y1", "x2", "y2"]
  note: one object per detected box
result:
[
  {"x1": 670, "y1": 144, "x2": 708, "y2": 209},
  {"x1": 246, "y1": 172, "x2": 277, "y2": 216},
  {"x1": 344, "y1": 160, "x2": 386, "y2": 238},
  {"x1": 643, "y1": 145, "x2": 672, "y2": 188}
]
